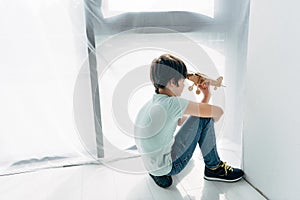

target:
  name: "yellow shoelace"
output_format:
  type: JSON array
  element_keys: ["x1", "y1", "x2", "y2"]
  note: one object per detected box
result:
[{"x1": 219, "y1": 162, "x2": 233, "y2": 176}]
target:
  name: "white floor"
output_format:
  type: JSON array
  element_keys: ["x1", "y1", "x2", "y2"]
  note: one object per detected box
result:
[{"x1": 0, "y1": 149, "x2": 266, "y2": 200}]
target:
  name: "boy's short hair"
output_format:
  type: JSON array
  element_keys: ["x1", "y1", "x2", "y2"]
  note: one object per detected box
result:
[{"x1": 150, "y1": 54, "x2": 187, "y2": 94}]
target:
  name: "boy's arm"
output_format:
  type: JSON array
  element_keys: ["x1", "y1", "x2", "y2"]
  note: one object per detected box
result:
[
  {"x1": 184, "y1": 102, "x2": 223, "y2": 122},
  {"x1": 185, "y1": 80, "x2": 223, "y2": 122}
]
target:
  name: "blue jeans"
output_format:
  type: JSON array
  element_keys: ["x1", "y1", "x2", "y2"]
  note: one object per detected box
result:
[{"x1": 167, "y1": 116, "x2": 221, "y2": 176}]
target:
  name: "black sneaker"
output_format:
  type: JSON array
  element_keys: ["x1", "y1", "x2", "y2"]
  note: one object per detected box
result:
[
  {"x1": 149, "y1": 174, "x2": 173, "y2": 188},
  {"x1": 204, "y1": 161, "x2": 244, "y2": 182}
]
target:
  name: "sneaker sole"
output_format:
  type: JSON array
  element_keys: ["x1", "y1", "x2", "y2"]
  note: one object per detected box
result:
[{"x1": 204, "y1": 175, "x2": 243, "y2": 183}]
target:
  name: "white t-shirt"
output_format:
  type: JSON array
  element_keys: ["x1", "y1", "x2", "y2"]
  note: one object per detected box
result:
[{"x1": 134, "y1": 94, "x2": 189, "y2": 176}]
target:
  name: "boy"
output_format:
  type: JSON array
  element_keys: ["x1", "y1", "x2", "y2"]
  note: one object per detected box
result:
[{"x1": 134, "y1": 54, "x2": 244, "y2": 188}]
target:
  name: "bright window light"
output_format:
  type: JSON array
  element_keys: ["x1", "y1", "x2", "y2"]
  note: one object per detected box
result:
[{"x1": 102, "y1": 0, "x2": 214, "y2": 18}]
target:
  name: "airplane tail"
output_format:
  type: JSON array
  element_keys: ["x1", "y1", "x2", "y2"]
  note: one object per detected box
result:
[{"x1": 217, "y1": 76, "x2": 226, "y2": 87}]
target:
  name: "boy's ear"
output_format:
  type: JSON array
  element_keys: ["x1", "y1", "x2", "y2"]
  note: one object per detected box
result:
[{"x1": 170, "y1": 78, "x2": 176, "y2": 86}]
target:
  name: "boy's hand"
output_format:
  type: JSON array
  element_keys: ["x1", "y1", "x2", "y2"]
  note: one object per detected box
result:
[
  {"x1": 177, "y1": 115, "x2": 187, "y2": 126},
  {"x1": 197, "y1": 81, "x2": 211, "y2": 103}
]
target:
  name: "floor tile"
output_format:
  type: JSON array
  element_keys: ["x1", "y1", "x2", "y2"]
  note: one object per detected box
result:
[
  {"x1": 0, "y1": 166, "x2": 83, "y2": 200},
  {"x1": 212, "y1": 180, "x2": 266, "y2": 200},
  {"x1": 111, "y1": 171, "x2": 153, "y2": 200},
  {"x1": 0, "y1": 148, "x2": 266, "y2": 200},
  {"x1": 185, "y1": 181, "x2": 224, "y2": 200},
  {"x1": 81, "y1": 165, "x2": 118, "y2": 200}
]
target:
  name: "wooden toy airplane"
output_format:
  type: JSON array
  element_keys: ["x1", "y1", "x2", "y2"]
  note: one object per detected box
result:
[{"x1": 186, "y1": 72, "x2": 225, "y2": 95}]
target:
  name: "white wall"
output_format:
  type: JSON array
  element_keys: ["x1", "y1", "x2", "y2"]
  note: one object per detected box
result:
[{"x1": 244, "y1": 0, "x2": 300, "y2": 199}]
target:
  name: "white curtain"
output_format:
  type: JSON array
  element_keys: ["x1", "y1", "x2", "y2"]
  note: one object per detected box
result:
[
  {"x1": 0, "y1": 0, "x2": 250, "y2": 175},
  {"x1": 92, "y1": 0, "x2": 250, "y2": 172},
  {"x1": 0, "y1": 0, "x2": 97, "y2": 175}
]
